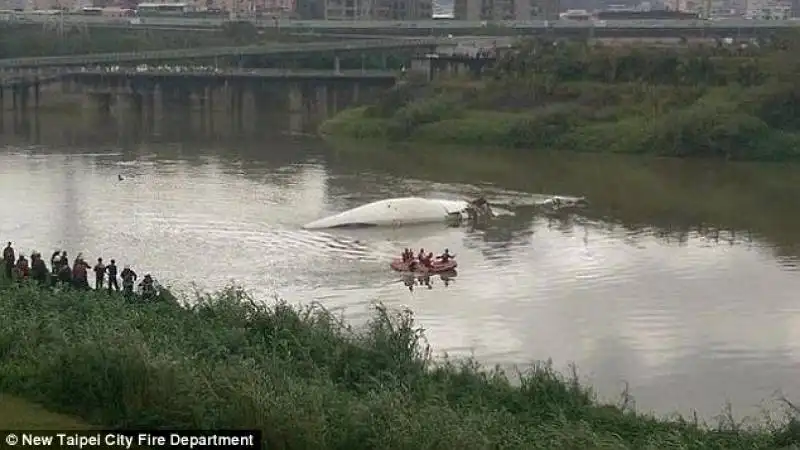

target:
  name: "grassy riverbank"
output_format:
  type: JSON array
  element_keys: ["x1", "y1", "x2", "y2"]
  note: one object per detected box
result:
[
  {"x1": 321, "y1": 37, "x2": 800, "y2": 161},
  {"x1": 0, "y1": 394, "x2": 92, "y2": 430},
  {"x1": 0, "y1": 272, "x2": 798, "y2": 449}
]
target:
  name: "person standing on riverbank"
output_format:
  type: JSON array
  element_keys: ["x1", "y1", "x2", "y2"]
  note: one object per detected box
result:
[
  {"x1": 56, "y1": 257, "x2": 72, "y2": 287},
  {"x1": 3, "y1": 242, "x2": 15, "y2": 279},
  {"x1": 106, "y1": 259, "x2": 119, "y2": 292},
  {"x1": 121, "y1": 265, "x2": 137, "y2": 299},
  {"x1": 50, "y1": 250, "x2": 61, "y2": 276},
  {"x1": 71, "y1": 254, "x2": 90, "y2": 290},
  {"x1": 55, "y1": 251, "x2": 68, "y2": 274},
  {"x1": 13, "y1": 255, "x2": 29, "y2": 281},
  {"x1": 30, "y1": 252, "x2": 49, "y2": 285},
  {"x1": 93, "y1": 258, "x2": 106, "y2": 290}
]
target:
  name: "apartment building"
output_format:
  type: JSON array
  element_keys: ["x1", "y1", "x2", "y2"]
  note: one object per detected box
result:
[
  {"x1": 29, "y1": 0, "x2": 64, "y2": 9},
  {"x1": 324, "y1": 0, "x2": 371, "y2": 19},
  {"x1": 295, "y1": 0, "x2": 325, "y2": 17},
  {"x1": 324, "y1": 0, "x2": 429, "y2": 19},
  {"x1": 0, "y1": 0, "x2": 25, "y2": 9},
  {"x1": 453, "y1": 0, "x2": 559, "y2": 19},
  {"x1": 388, "y1": 0, "x2": 431, "y2": 18}
]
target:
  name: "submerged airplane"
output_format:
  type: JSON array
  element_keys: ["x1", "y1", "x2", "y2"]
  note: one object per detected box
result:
[{"x1": 302, "y1": 197, "x2": 495, "y2": 230}]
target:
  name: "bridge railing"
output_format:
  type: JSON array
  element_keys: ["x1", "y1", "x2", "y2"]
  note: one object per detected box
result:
[{"x1": 0, "y1": 38, "x2": 443, "y2": 69}]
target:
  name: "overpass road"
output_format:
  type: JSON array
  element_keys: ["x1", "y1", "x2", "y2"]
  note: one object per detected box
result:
[{"x1": 0, "y1": 38, "x2": 446, "y2": 69}]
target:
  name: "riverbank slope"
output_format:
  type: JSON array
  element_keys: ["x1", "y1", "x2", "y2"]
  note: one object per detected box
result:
[
  {"x1": 0, "y1": 394, "x2": 92, "y2": 430},
  {"x1": 0, "y1": 275, "x2": 798, "y2": 448},
  {"x1": 320, "y1": 38, "x2": 800, "y2": 161}
]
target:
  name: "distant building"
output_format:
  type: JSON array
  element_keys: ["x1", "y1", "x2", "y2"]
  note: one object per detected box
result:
[
  {"x1": 323, "y1": 0, "x2": 429, "y2": 19},
  {"x1": 453, "y1": 0, "x2": 560, "y2": 20},
  {"x1": 324, "y1": 0, "x2": 370, "y2": 19},
  {"x1": 388, "y1": 0, "x2": 431, "y2": 19},
  {"x1": 432, "y1": 0, "x2": 453, "y2": 16},
  {"x1": 30, "y1": 0, "x2": 61, "y2": 9},
  {"x1": 294, "y1": 0, "x2": 324, "y2": 17},
  {"x1": 0, "y1": 0, "x2": 25, "y2": 9}
]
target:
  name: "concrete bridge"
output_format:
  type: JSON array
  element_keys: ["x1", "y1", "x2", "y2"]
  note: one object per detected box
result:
[
  {"x1": 0, "y1": 38, "x2": 445, "y2": 70},
  {"x1": 0, "y1": 66, "x2": 399, "y2": 137}
]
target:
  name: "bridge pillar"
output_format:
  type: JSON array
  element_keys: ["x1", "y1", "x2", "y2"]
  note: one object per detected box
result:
[
  {"x1": 351, "y1": 84, "x2": 360, "y2": 104},
  {"x1": 131, "y1": 92, "x2": 143, "y2": 130},
  {"x1": 331, "y1": 88, "x2": 339, "y2": 114},
  {"x1": 242, "y1": 88, "x2": 256, "y2": 134},
  {"x1": 61, "y1": 76, "x2": 75, "y2": 94},
  {"x1": 411, "y1": 58, "x2": 433, "y2": 82},
  {"x1": 287, "y1": 83, "x2": 304, "y2": 135},
  {"x1": 33, "y1": 82, "x2": 40, "y2": 110},
  {"x1": 0, "y1": 88, "x2": 5, "y2": 132},
  {"x1": 236, "y1": 86, "x2": 246, "y2": 132},
  {"x1": 141, "y1": 86, "x2": 163, "y2": 135},
  {"x1": 18, "y1": 85, "x2": 30, "y2": 116},
  {"x1": 141, "y1": 90, "x2": 155, "y2": 134},
  {"x1": 315, "y1": 85, "x2": 328, "y2": 118},
  {"x1": 110, "y1": 93, "x2": 139, "y2": 130},
  {"x1": 447, "y1": 61, "x2": 460, "y2": 76},
  {"x1": 205, "y1": 86, "x2": 215, "y2": 134},
  {"x1": 153, "y1": 86, "x2": 164, "y2": 136},
  {"x1": 288, "y1": 83, "x2": 303, "y2": 114},
  {"x1": 81, "y1": 93, "x2": 111, "y2": 123},
  {"x1": 175, "y1": 88, "x2": 192, "y2": 130},
  {"x1": 228, "y1": 84, "x2": 244, "y2": 131},
  {"x1": 334, "y1": 56, "x2": 341, "y2": 74}
]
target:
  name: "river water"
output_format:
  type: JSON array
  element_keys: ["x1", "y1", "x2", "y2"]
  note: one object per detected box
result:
[{"x1": 1, "y1": 108, "x2": 800, "y2": 424}]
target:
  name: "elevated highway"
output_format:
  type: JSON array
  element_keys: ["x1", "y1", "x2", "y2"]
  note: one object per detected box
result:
[{"x1": 0, "y1": 38, "x2": 444, "y2": 69}]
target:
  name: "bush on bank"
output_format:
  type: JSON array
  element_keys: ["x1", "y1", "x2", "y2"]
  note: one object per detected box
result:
[
  {"x1": 320, "y1": 38, "x2": 800, "y2": 161},
  {"x1": 0, "y1": 269, "x2": 799, "y2": 449}
]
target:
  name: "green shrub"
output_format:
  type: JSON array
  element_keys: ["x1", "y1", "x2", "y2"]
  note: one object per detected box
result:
[
  {"x1": 363, "y1": 80, "x2": 432, "y2": 119},
  {"x1": 555, "y1": 116, "x2": 653, "y2": 154},
  {"x1": 650, "y1": 101, "x2": 769, "y2": 159},
  {"x1": 385, "y1": 94, "x2": 465, "y2": 139},
  {"x1": 737, "y1": 82, "x2": 800, "y2": 131}
]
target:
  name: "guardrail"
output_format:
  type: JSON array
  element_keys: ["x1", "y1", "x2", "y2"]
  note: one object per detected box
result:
[
  {"x1": 70, "y1": 68, "x2": 398, "y2": 79},
  {"x1": 0, "y1": 38, "x2": 442, "y2": 69},
  {"x1": 0, "y1": 67, "x2": 400, "y2": 86}
]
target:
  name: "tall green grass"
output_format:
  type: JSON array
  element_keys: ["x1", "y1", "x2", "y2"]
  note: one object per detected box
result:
[{"x1": 0, "y1": 274, "x2": 798, "y2": 449}]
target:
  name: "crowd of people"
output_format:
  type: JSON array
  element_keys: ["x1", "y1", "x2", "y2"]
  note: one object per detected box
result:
[
  {"x1": 2, "y1": 241, "x2": 162, "y2": 301},
  {"x1": 400, "y1": 247, "x2": 454, "y2": 272},
  {"x1": 398, "y1": 247, "x2": 456, "y2": 292}
]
